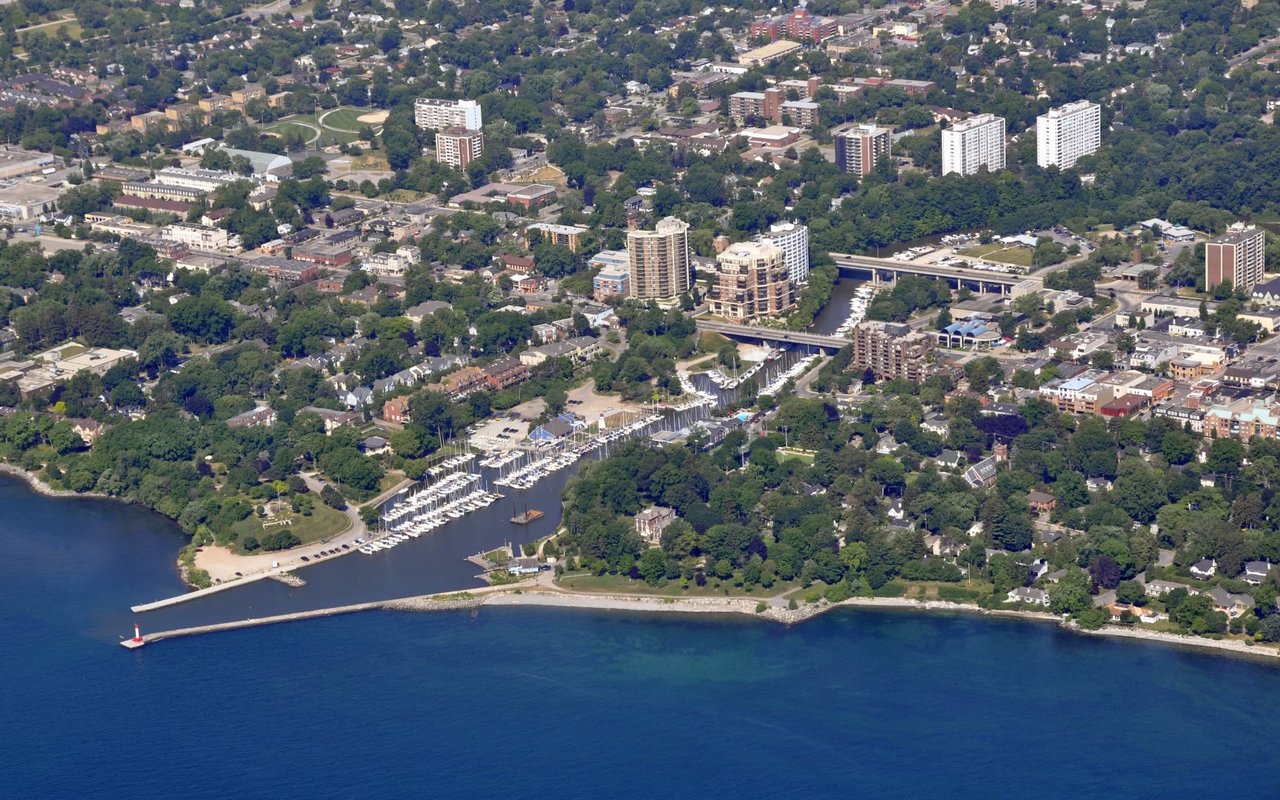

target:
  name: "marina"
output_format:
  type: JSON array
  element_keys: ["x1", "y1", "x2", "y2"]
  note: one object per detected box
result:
[
  {"x1": 368, "y1": 469, "x2": 502, "y2": 554},
  {"x1": 833, "y1": 284, "x2": 877, "y2": 338}
]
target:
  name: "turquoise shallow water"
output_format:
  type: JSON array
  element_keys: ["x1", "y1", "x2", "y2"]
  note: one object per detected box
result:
[{"x1": 3, "y1": 475, "x2": 1279, "y2": 799}]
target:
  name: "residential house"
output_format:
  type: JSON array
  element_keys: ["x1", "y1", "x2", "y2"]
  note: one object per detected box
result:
[
  {"x1": 403, "y1": 300, "x2": 453, "y2": 324},
  {"x1": 226, "y1": 406, "x2": 277, "y2": 428},
  {"x1": 70, "y1": 418, "x2": 104, "y2": 444},
  {"x1": 438, "y1": 366, "x2": 486, "y2": 398},
  {"x1": 1005, "y1": 587, "x2": 1050, "y2": 606},
  {"x1": 359, "y1": 435, "x2": 390, "y2": 455},
  {"x1": 875, "y1": 434, "x2": 900, "y2": 455},
  {"x1": 518, "y1": 336, "x2": 602, "y2": 367},
  {"x1": 296, "y1": 405, "x2": 359, "y2": 434},
  {"x1": 382, "y1": 396, "x2": 411, "y2": 424},
  {"x1": 1207, "y1": 585, "x2": 1254, "y2": 618},
  {"x1": 1026, "y1": 490, "x2": 1056, "y2": 514},
  {"x1": 935, "y1": 450, "x2": 964, "y2": 470},
  {"x1": 921, "y1": 412, "x2": 950, "y2": 437},
  {"x1": 635, "y1": 506, "x2": 676, "y2": 543},
  {"x1": 1190, "y1": 558, "x2": 1217, "y2": 580},
  {"x1": 483, "y1": 358, "x2": 531, "y2": 391},
  {"x1": 343, "y1": 386, "x2": 375, "y2": 409},
  {"x1": 886, "y1": 498, "x2": 905, "y2": 520},
  {"x1": 1145, "y1": 579, "x2": 1197, "y2": 598},
  {"x1": 1242, "y1": 561, "x2": 1272, "y2": 586}
]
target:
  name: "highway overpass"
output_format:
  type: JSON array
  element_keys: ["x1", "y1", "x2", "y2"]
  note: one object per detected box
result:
[
  {"x1": 830, "y1": 253, "x2": 1041, "y2": 296},
  {"x1": 695, "y1": 319, "x2": 850, "y2": 352}
]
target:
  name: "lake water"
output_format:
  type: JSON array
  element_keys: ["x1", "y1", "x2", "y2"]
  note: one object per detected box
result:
[{"x1": 5, "y1": 475, "x2": 1280, "y2": 798}]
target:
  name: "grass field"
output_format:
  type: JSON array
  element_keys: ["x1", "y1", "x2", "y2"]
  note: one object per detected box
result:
[
  {"x1": 960, "y1": 242, "x2": 1034, "y2": 267},
  {"x1": 17, "y1": 15, "x2": 82, "y2": 45},
  {"x1": 230, "y1": 502, "x2": 350, "y2": 550}
]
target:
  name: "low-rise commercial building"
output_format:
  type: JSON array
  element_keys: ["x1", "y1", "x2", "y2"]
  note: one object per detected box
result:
[{"x1": 162, "y1": 222, "x2": 238, "y2": 251}]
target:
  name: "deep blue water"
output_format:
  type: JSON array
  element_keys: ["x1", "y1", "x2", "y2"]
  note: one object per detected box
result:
[{"x1": 5, "y1": 474, "x2": 1280, "y2": 799}]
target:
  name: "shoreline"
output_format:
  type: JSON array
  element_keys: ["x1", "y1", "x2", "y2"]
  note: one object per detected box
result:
[
  {"x1": 130, "y1": 583, "x2": 1280, "y2": 663},
  {"x1": 0, "y1": 462, "x2": 117, "y2": 501}
]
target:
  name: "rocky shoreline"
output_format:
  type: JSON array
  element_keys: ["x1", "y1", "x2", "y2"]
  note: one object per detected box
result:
[
  {"x1": 433, "y1": 588, "x2": 1280, "y2": 664},
  {"x1": 0, "y1": 462, "x2": 115, "y2": 501}
]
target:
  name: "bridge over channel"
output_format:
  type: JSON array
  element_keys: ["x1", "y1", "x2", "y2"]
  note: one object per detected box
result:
[
  {"x1": 831, "y1": 253, "x2": 1041, "y2": 296},
  {"x1": 694, "y1": 318, "x2": 850, "y2": 352}
]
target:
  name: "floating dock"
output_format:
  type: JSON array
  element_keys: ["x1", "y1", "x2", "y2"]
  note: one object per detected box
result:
[{"x1": 510, "y1": 508, "x2": 544, "y2": 525}]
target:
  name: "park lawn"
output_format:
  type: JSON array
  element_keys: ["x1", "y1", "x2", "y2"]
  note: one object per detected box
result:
[
  {"x1": 697, "y1": 331, "x2": 732, "y2": 353},
  {"x1": 374, "y1": 472, "x2": 406, "y2": 495},
  {"x1": 903, "y1": 580, "x2": 994, "y2": 603},
  {"x1": 960, "y1": 243, "x2": 1034, "y2": 267},
  {"x1": 384, "y1": 188, "x2": 424, "y2": 203},
  {"x1": 230, "y1": 502, "x2": 351, "y2": 550},
  {"x1": 17, "y1": 16, "x2": 82, "y2": 43},
  {"x1": 684, "y1": 355, "x2": 717, "y2": 373},
  {"x1": 775, "y1": 448, "x2": 815, "y2": 465},
  {"x1": 558, "y1": 571, "x2": 797, "y2": 598}
]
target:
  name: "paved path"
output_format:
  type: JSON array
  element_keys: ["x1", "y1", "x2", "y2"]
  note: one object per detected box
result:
[{"x1": 792, "y1": 356, "x2": 832, "y2": 399}]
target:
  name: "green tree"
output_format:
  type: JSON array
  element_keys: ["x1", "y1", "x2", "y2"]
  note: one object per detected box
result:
[
  {"x1": 1113, "y1": 459, "x2": 1166, "y2": 524},
  {"x1": 1049, "y1": 570, "x2": 1092, "y2": 615}
]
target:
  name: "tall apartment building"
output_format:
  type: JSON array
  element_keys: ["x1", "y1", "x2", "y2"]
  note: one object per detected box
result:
[
  {"x1": 627, "y1": 217, "x2": 692, "y2": 303},
  {"x1": 851, "y1": 320, "x2": 935, "y2": 382},
  {"x1": 1036, "y1": 100, "x2": 1101, "y2": 170},
  {"x1": 834, "y1": 124, "x2": 891, "y2": 176},
  {"x1": 941, "y1": 113, "x2": 1006, "y2": 176},
  {"x1": 1206, "y1": 223, "x2": 1266, "y2": 292},
  {"x1": 709, "y1": 241, "x2": 795, "y2": 322},
  {"x1": 728, "y1": 88, "x2": 783, "y2": 124},
  {"x1": 413, "y1": 98, "x2": 482, "y2": 131},
  {"x1": 758, "y1": 221, "x2": 809, "y2": 286},
  {"x1": 434, "y1": 127, "x2": 484, "y2": 169}
]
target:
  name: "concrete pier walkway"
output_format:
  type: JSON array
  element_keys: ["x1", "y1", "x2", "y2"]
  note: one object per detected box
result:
[{"x1": 138, "y1": 600, "x2": 392, "y2": 643}]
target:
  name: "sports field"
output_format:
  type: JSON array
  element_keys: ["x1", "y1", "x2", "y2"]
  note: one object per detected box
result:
[{"x1": 265, "y1": 106, "x2": 385, "y2": 147}]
